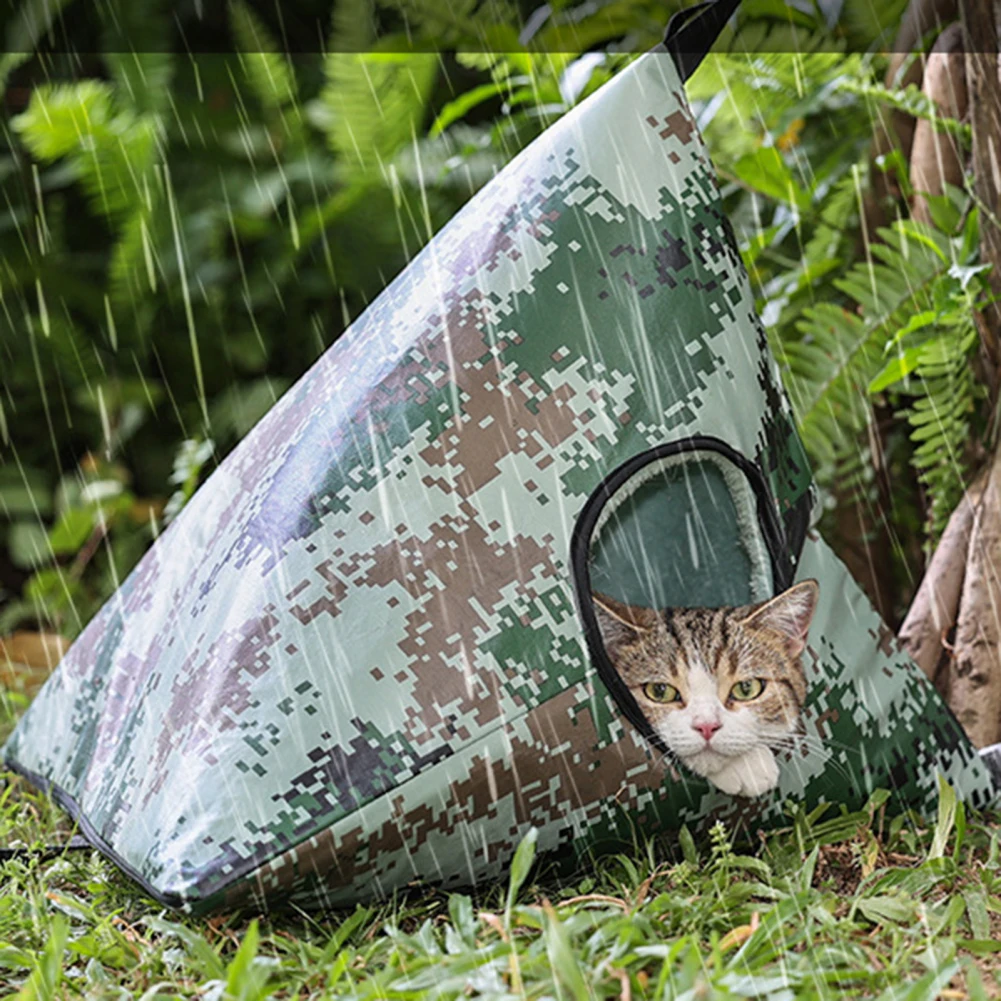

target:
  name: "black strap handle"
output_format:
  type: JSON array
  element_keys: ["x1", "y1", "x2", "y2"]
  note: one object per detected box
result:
[
  {"x1": 0, "y1": 833, "x2": 91, "y2": 863},
  {"x1": 665, "y1": 0, "x2": 741, "y2": 81},
  {"x1": 980, "y1": 743, "x2": 1001, "y2": 791}
]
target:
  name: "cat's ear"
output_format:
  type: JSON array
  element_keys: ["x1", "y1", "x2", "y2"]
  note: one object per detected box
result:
[
  {"x1": 591, "y1": 592, "x2": 656, "y2": 650},
  {"x1": 739, "y1": 580, "x2": 819, "y2": 657}
]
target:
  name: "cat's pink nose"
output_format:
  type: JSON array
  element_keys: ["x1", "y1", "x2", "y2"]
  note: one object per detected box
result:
[{"x1": 693, "y1": 720, "x2": 721, "y2": 742}]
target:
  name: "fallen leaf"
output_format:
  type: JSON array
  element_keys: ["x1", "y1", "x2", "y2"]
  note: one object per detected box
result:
[
  {"x1": 478, "y1": 911, "x2": 508, "y2": 942},
  {"x1": 719, "y1": 911, "x2": 760, "y2": 951}
]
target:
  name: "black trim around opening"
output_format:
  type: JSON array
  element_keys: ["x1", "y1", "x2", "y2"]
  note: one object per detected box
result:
[{"x1": 569, "y1": 434, "x2": 793, "y2": 756}]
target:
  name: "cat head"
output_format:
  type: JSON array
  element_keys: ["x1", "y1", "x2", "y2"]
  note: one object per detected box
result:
[{"x1": 592, "y1": 581, "x2": 819, "y2": 770}]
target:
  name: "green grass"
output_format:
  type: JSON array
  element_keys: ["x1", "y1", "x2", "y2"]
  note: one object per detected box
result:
[{"x1": 3, "y1": 768, "x2": 1001, "y2": 1001}]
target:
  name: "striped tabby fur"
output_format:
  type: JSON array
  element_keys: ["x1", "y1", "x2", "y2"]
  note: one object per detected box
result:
[{"x1": 593, "y1": 581, "x2": 819, "y2": 797}]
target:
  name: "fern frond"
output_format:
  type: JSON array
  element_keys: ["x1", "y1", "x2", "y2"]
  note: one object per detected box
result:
[
  {"x1": 375, "y1": 0, "x2": 513, "y2": 46},
  {"x1": 805, "y1": 173, "x2": 858, "y2": 263},
  {"x1": 13, "y1": 83, "x2": 161, "y2": 223},
  {"x1": 838, "y1": 0, "x2": 910, "y2": 49},
  {"x1": 318, "y1": 50, "x2": 438, "y2": 173},
  {"x1": 106, "y1": 197, "x2": 170, "y2": 346},
  {"x1": 0, "y1": 0, "x2": 74, "y2": 94},
  {"x1": 105, "y1": 51, "x2": 175, "y2": 117},
  {"x1": 100, "y1": 0, "x2": 174, "y2": 116},
  {"x1": 904, "y1": 322, "x2": 978, "y2": 545},
  {"x1": 12, "y1": 81, "x2": 114, "y2": 160},
  {"x1": 781, "y1": 222, "x2": 951, "y2": 474},
  {"x1": 757, "y1": 172, "x2": 859, "y2": 330},
  {"x1": 331, "y1": 0, "x2": 376, "y2": 52},
  {"x1": 838, "y1": 80, "x2": 972, "y2": 145},
  {"x1": 229, "y1": 1, "x2": 298, "y2": 110}
]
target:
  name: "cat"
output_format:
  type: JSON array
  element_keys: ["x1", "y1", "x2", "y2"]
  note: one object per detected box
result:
[{"x1": 592, "y1": 580, "x2": 819, "y2": 797}]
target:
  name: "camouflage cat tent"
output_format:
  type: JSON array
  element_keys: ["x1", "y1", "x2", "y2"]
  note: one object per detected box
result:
[{"x1": 4, "y1": 1, "x2": 999, "y2": 914}]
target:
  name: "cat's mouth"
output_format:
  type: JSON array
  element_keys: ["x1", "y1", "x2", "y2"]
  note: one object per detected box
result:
[
  {"x1": 672, "y1": 729, "x2": 748, "y2": 761},
  {"x1": 681, "y1": 734, "x2": 786, "y2": 769},
  {"x1": 683, "y1": 746, "x2": 734, "y2": 773}
]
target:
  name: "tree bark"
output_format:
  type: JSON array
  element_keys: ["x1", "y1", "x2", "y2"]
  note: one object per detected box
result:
[
  {"x1": 866, "y1": 0, "x2": 958, "y2": 233},
  {"x1": 899, "y1": 0, "x2": 1001, "y2": 747},
  {"x1": 899, "y1": 468, "x2": 985, "y2": 682},
  {"x1": 950, "y1": 454, "x2": 1001, "y2": 746},
  {"x1": 961, "y1": 0, "x2": 1001, "y2": 392},
  {"x1": 885, "y1": 0, "x2": 959, "y2": 150},
  {"x1": 910, "y1": 22, "x2": 969, "y2": 225}
]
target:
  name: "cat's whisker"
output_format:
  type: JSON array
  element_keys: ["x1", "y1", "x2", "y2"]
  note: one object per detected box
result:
[
  {"x1": 769, "y1": 733, "x2": 825, "y2": 749},
  {"x1": 769, "y1": 736, "x2": 839, "y2": 761},
  {"x1": 770, "y1": 729, "x2": 849, "y2": 751},
  {"x1": 767, "y1": 733, "x2": 835, "y2": 757},
  {"x1": 768, "y1": 736, "x2": 859, "y2": 785},
  {"x1": 778, "y1": 732, "x2": 871, "y2": 758}
]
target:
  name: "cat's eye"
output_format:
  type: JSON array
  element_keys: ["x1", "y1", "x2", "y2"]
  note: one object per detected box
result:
[
  {"x1": 642, "y1": 682, "x2": 681, "y2": 704},
  {"x1": 730, "y1": 678, "x2": 765, "y2": 701}
]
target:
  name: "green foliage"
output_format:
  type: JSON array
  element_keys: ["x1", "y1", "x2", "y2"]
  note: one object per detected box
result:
[
  {"x1": 13, "y1": 914, "x2": 68, "y2": 1000},
  {"x1": 0, "y1": 0, "x2": 990, "y2": 635},
  {"x1": 1, "y1": 766, "x2": 1000, "y2": 996},
  {"x1": 318, "y1": 50, "x2": 440, "y2": 172},
  {"x1": 376, "y1": 0, "x2": 520, "y2": 49},
  {"x1": 13, "y1": 82, "x2": 161, "y2": 223},
  {"x1": 505, "y1": 825, "x2": 537, "y2": 922},
  {"x1": 99, "y1": 0, "x2": 175, "y2": 117},
  {"x1": 0, "y1": 452, "x2": 163, "y2": 637},
  {"x1": 777, "y1": 211, "x2": 988, "y2": 546},
  {"x1": 837, "y1": 0, "x2": 911, "y2": 49},
  {"x1": 871, "y1": 243, "x2": 988, "y2": 543},
  {"x1": 0, "y1": 6, "x2": 503, "y2": 638},
  {"x1": 0, "y1": 0, "x2": 75, "y2": 93},
  {"x1": 229, "y1": 2, "x2": 299, "y2": 111},
  {"x1": 841, "y1": 78, "x2": 974, "y2": 145},
  {"x1": 784, "y1": 223, "x2": 949, "y2": 473},
  {"x1": 694, "y1": 37, "x2": 990, "y2": 580},
  {"x1": 0, "y1": 0, "x2": 678, "y2": 640},
  {"x1": 164, "y1": 438, "x2": 215, "y2": 523}
]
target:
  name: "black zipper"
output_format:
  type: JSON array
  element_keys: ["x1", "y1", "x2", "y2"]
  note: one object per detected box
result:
[{"x1": 3, "y1": 758, "x2": 192, "y2": 911}]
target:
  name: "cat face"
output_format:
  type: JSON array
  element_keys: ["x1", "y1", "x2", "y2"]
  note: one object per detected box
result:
[{"x1": 593, "y1": 582, "x2": 818, "y2": 784}]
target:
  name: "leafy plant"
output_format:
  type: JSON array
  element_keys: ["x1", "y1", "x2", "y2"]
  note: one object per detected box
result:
[
  {"x1": 867, "y1": 219, "x2": 990, "y2": 542},
  {"x1": 690, "y1": 38, "x2": 989, "y2": 600},
  {"x1": 0, "y1": 0, "x2": 987, "y2": 635},
  {"x1": 0, "y1": 450, "x2": 161, "y2": 638},
  {"x1": 0, "y1": 764, "x2": 988, "y2": 998}
]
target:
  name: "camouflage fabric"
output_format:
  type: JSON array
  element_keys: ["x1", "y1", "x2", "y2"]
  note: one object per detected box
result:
[{"x1": 4, "y1": 48, "x2": 997, "y2": 915}]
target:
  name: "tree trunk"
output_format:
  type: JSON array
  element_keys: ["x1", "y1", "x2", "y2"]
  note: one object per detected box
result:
[
  {"x1": 866, "y1": 0, "x2": 958, "y2": 233},
  {"x1": 950, "y1": 454, "x2": 1001, "y2": 745},
  {"x1": 910, "y1": 22, "x2": 968, "y2": 225},
  {"x1": 898, "y1": 468, "x2": 984, "y2": 683},
  {"x1": 899, "y1": 0, "x2": 1001, "y2": 747},
  {"x1": 962, "y1": 0, "x2": 1001, "y2": 395}
]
